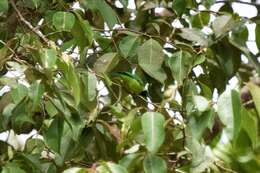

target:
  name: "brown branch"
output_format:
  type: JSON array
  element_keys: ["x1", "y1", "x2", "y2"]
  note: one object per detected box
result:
[{"x1": 9, "y1": 0, "x2": 50, "y2": 45}]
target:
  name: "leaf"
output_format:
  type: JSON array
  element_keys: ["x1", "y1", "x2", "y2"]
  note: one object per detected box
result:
[
  {"x1": 255, "y1": 24, "x2": 260, "y2": 51},
  {"x1": 81, "y1": 72, "x2": 97, "y2": 102},
  {"x1": 212, "y1": 14, "x2": 236, "y2": 38},
  {"x1": 193, "y1": 95, "x2": 210, "y2": 112},
  {"x1": 84, "y1": 0, "x2": 118, "y2": 29},
  {"x1": 143, "y1": 155, "x2": 167, "y2": 173},
  {"x1": 72, "y1": 11, "x2": 93, "y2": 48},
  {"x1": 52, "y1": 11, "x2": 76, "y2": 31},
  {"x1": 241, "y1": 107, "x2": 258, "y2": 148},
  {"x1": 217, "y1": 89, "x2": 241, "y2": 140},
  {"x1": 247, "y1": 82, "x2": 260, "y2": 117},
  {"x1": 94, "y1": 53, "x2": 119, "y2": 74},
  {"x1": 191, "y1": 12, "x2": 210, "y2": 29},
  {"x1": 172, "y1": 0, "x2": 187, "y2": 16},
  {"x1": 67, "y1": 63, "x2": 81, "y2": 105},
  {"x1": 0, "y1": 0, "x2": 8, "y2": 12},
  {"x1": 119, "y1": 36, "x2": 140, "y2": 58},
  {"x1": 97, "y1": 162, "x2": 128, "y2": 173},
  {"x1": 1, "y1": 163, "x2": 26, "y2": 173},
  {"x1": 44, "y1": 116, "x2": 64, "y2": 153},
  {"x1": 40, "y1": 48, "x2": 58, "y2": 69},
  {"x1": 63, "y1": 167, "x2": 88, "y2": 173},
  {"x1": 138, "y1": 39, "x2": 166, "y2": 83},
  {"x1": 29, "y1": 80, "x2": 44, "y2": 110},
  {"x1": 167, "y1": 50, "x2": 193, "y2": 85},
  {"x1": 179, "y1": 28, "x2": 210, "y2": 47},
  {"x1": 187, "y1": 139, "x2": 215, "y2": 173},
  {"x1": 141, "y1": 112, "x2": 165, "y2": 154},
  {"x1": 107, "y1": 163, "x2": 128, "y2": 173},
  {"x1": 119, "y1": 153, "x2": 141, "y2": 171}
]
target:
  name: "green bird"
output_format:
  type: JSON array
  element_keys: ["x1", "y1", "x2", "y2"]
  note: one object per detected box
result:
[{"x1": 111, "y1": 72, "x2": 145, "y2": 94}]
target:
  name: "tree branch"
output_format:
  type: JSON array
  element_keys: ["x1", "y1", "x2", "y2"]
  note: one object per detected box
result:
[{"x1": 9, "y1": 0, "x2": 50, "y2": 45}]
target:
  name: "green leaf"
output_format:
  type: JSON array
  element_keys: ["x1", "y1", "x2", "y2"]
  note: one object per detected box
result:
[
  {"x1": 119, "y1": 36, "x2": 140, "y2": 58},
  {"x1": 138, "y1": 39, "x2": 166, "y2": 83},
  {"x1": 241, "y1": 107, "x2": 258, "y2": 148},
  {"x1": 67, "y1": 63, "x2": 81, "y2": 106},
  {"x1": 247, "y1": 82, "x2": 260, "y2": 117},
  {"x1": 193, "y1": 95, "x2": 210, "y2": 112},
  {"x1": 44, "y1": 116, "x2": 64, "y2": 153},
  {"x1": 97, "y1": 162, "x2": 128, "y2": 173},
  {"x1": 0, "y1": 0, "x2": 8, "y2": 12},
  {"x1": 40, "y1": 48, "x2": 58, "y2": 69},
  {"x1": 81, "y1": 72, "x2": 97, "y2": 102},
  {"x1": 167, "y1": 50, "x2": 193, "y2": 85},
  {"x1": 11, "y1": 84, "x2": 28, "y2": 104},
  {"x1": 187, "y1": 139, "x2": 215, "y2": 173},
  {"x1": 191, "y1": 12, "x2": 210, "y2": 29},
  {"x1": 217, "y1": 89, "x2": 241, "y2": 140},
  {"x1": 94, "y1": 52, "x2": 119, "y2": 74},
  {"x1": 52, "y1": 11, "x2": 76, "y2": 31},
  {"x1": 72, "y1": 11, "x2": 93, "y2": 48},
  {"x1": 141, "y1": 112, "x2": 165, "y2": 154},
  {"x1": 29, "y1": 80, "x2": 44, "y2": 110},
  {"x1": 255, "y1": 24, "x2": 260, "y2": 51},
  {"x1": 119, "y1": 153, "x2": 141, "y2": 171},
  {"x1": 212, "y1": 14, "x2": 236, "y2": 38},
  {"x1": 143, "y1": 155, "x2": 167, "y2": 173},
  {"x1": 63, "y1": 167, "x2": 88, "y2": 173},
  {"x1": 172, "y1": 0, "x2": 187, "y2": 16},
  {"x1": 85, "y1": 0, "x2": 118, "y2": 29},
  {"x1": 179, "y1": 28, "x2": 210, "y2": 47},
  {"x1": 1, "y1": 163, "x2": 26, "y2": 173}
]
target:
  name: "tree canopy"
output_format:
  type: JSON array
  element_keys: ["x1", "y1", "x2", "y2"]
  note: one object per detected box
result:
[{"x1": 0, "y1": 0, "x2": 260, "y2": 172}]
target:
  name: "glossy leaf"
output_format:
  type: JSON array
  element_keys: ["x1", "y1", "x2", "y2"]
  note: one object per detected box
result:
[
  {"x1": 141, "y1": 112, "x2": 165, "y2": 154},
  {"x1": 138, "y1": 39, "x2": 166, "y2": 83}
]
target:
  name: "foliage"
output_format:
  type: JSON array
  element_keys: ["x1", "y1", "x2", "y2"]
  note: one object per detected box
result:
[{"x1": 0, "y1": 0, "x2": 260, "y2": 172}]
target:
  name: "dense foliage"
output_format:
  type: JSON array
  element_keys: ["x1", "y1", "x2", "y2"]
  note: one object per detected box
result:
[{"x1": 0, "y1": 0, "x2": 260, "y2": 172}]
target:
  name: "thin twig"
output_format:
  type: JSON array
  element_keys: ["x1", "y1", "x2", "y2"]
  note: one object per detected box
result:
[{"x1": 9, "y1": 0, "x2": 50, "y2": 45}]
